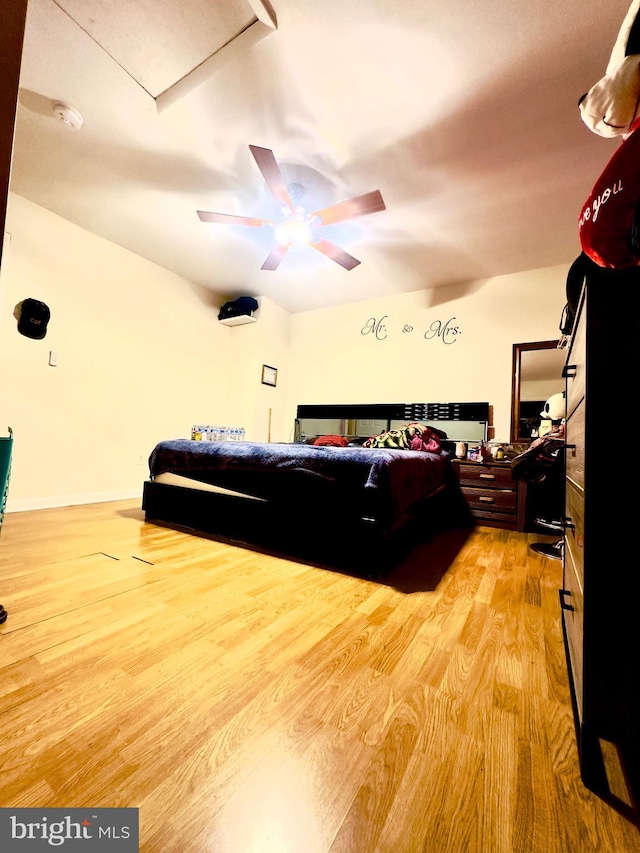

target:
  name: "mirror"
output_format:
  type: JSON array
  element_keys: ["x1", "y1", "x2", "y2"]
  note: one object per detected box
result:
[
  {"x1": 510, "y1": 340, "x2": 565, "y2": 442},
  {"x1": 295, "y1": 417, "x2": 487, "y2": 444}
]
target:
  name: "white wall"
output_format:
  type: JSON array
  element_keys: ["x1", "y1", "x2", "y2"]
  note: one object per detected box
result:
[
  {"x1": 0, "y1": 193, "x2": 232, "y2": 509},
  {"x1": 225, "y1": 296, "x2": 292, "y2": 444},
  {"x1": 286, "y1": 268, "x2": 568, "y2": 442}
]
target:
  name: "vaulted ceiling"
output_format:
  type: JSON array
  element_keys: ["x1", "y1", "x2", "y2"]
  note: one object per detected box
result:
[{"x1": 9, "y1": 0, "x2": 627, "y2": 312}]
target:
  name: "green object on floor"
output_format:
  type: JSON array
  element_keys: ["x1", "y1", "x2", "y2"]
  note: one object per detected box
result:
[{"x1": 0, "y1": 426, "x2": 13, "y2": 536}]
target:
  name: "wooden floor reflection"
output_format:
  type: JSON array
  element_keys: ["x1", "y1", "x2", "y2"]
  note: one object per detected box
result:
[{"x1": 0, "y1": 499, "x2": 638, "y2": 852}]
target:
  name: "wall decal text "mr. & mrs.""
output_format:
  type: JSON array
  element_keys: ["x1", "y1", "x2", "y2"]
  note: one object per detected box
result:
[{"x1": 360, "y1": 315, "x2": 461, "y2": 345}]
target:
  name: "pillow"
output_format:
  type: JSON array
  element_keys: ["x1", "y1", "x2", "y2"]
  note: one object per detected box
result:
[
  {"x1": 578, "y1": 121, "x2": 640, "y2": 267},
  {"x1": 313, "y1": 435, "x2": 349, "y2": 447}
]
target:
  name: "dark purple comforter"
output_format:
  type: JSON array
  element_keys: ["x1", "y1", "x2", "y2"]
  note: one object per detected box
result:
[{"x1": 148, "y1": 440, "x2": 450, "y2": 524}]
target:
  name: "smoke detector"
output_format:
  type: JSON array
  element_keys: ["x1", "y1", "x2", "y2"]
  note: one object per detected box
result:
[{"x1": 52, "y1": 102, "x2": 83, "y2": 130}]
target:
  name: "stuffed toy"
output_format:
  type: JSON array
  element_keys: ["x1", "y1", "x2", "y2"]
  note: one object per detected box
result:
[
  {"x1": 540, "y1": 392, "x2": 566, "y2": 423},
  {"x1": 578, "y1": 121, "x2": 640, "y2": 267},
  {"x1": 578, "y1": 1, "x2": 640, "y2": 267},
  {"x1": 579, "y1": 0, "x2": 640, "y2": 138}
]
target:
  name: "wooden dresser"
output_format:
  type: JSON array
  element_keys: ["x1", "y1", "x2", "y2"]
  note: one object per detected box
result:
[
  {"x1": 560, "y1": 276, "x2": 640, "y2": 808},
  {"x1": 451, "y1": 459, "x2": 523, "y2": 531}
]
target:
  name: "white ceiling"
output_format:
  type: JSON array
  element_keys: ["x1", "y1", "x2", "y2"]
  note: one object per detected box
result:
[{"x1": 9, "y1": 0, "x2": 628, "y2": 313}]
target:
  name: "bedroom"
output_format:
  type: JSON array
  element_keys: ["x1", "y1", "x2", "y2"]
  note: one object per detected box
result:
[{"x1": 1, "y1": 1, "x2": 640, "y2": 851}]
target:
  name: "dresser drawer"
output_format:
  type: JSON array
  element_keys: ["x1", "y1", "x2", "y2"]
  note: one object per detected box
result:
[
  {"x1": 456, "y1": 464, "x2": 516, "y2": 490},
  {"x1": 461, "y1": 486, "x2": 517, "y2": 514},
  {"x1": 565, "y1": 400, "x2": 585, "y2": 491},
  {"x1": 469, "y1": 508, "x2": 518, "y2": 528},
  {"x1": 453, "y1": 461, "x2": 519, "y2": 529},
  {"x1": 562, "y1": 545, "x2": 585, "y2": 722},
  {"x1": 565, "y1": 479, "x2": 585, "y2": 591}
]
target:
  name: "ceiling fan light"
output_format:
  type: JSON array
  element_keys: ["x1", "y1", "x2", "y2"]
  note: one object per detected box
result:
[
  {"x1": 275, "y1": 219, "x2": 312, "y2": 247},
  {"x1": 197, "y1": 146, "x2": 384, "y2": 270}
]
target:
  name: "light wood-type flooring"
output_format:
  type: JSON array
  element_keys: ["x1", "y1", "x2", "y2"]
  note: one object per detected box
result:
[{"x1": 0, "y1": 499, "x2": 639, "y2": 852}]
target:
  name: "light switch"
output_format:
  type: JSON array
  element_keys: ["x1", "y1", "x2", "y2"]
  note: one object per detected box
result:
[{"x1": 48, "y1": 350, "x2": 58, "y2": 367}]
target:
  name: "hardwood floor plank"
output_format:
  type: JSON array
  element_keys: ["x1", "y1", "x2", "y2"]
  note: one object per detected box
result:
[
  {"x1": 482, "y1": 707, "x2": 518, "y2": 853},
  {"x1": 517, "y1": 602, "x2": 548, "y2": 697},
  {"x1": 2, "y1": 555, "x2": 168, "y2": 632},
  {"x1": 374, "y1": 687, "x2": 473, "y2": 851},
  {"x1": 514, "y1": 738, "x2": 564, "y2": 853},
  {"x1": 375, "y1": 698, "x2": 485, "y2": 853},
  {"x1": 327, "y1": 690, "x2": 423, "y2": 853}
]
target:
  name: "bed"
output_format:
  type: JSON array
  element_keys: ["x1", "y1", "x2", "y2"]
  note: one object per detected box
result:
[{"x1": 142, "y1": 438, "x2": 466, "y2": 577}]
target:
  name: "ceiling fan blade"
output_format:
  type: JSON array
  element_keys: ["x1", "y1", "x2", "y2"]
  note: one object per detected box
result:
[
  {"x1": 249, "y1": 145, "x2": 295, "y2": 212},
  {"x1": 197, "y1": 210, "x2": 273, "y2": 227},
  {"x1": 311, "y1": 239, "x2": 361, "y2": 271},
  {"x1": 311, "y1": 189, "x2": 386, "y2": 226},
  {"x1": 261, "y1": 243, "x2": 289, "y2": 271}
]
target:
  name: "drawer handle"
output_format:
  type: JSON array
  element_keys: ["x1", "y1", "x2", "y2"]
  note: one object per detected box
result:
[
  {"x1": 559, "y1": 589, "x2": 574, "y2": 612},
  {"x1": 479, "y1": 473, "x2": 495, "y2": 480},
  {"x1": 478, "y1": 496, "x2": 494, "y2": 503},
  {"x1": 563, "y1": 364, "x2": 577, "y2": 378},
  {"x1": 564, "y1": 516, "x2": 576, "y2": 531}
]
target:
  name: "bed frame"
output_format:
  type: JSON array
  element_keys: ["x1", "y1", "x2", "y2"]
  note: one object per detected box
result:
[
  {"x1": 142, "y1": 472, "x2": 468, "y2": 578},
  {"x1": 142, "y1": 401, "x2": 484, "y2": 576}
]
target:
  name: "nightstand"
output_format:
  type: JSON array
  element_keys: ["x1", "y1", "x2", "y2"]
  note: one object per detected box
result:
[{"x1": 451, "y1": 459, "x2": 523, "y2": 531}]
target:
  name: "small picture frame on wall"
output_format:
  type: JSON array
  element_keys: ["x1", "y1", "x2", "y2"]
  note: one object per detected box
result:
[{"x1": 261, "y1": 364, "x2": 277, "y2": 387}]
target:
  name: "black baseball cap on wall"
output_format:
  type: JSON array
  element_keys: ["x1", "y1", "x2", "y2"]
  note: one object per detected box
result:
[{"x1": 17, "y1": 298, "x2": 51, "y2": 339}]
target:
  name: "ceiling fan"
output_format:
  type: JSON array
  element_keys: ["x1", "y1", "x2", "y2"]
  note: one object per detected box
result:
[{"x1": 197, "y1": 145, "x2": 386, "y2": 271}]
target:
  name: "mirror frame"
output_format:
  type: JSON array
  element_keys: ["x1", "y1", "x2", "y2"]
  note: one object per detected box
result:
[{"x1": 510, "y1": 340, "x2": 561, "y2": 443}]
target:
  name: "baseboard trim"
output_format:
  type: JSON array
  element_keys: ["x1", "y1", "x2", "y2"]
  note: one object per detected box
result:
[{"x1": 6, "y1": 488, "x2": 143, "y2": 513}]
